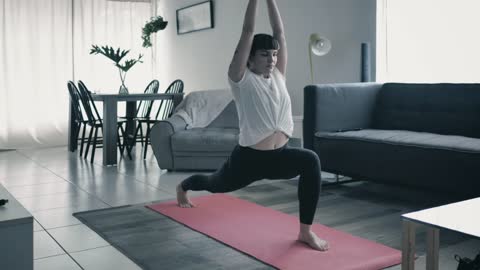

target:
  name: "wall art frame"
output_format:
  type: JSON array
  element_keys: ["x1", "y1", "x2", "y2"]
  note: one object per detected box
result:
[{"x1": 176, "y1": 0, "x2": 214, "y2": 35}]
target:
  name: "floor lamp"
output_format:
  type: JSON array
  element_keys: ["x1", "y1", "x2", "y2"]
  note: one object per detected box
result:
[
  {"x1": 309, "y1": 34, "x2": 344, "y2": 183},
  {"x1": 308, "y1": 33, "x2": 332, "y2": 84}
]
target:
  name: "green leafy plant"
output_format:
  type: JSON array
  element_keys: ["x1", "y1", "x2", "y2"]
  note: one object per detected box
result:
[
  {"x1": 141, "y1": 16, "x2": 168, "y2": 48},
  {"x1": 90, "y1": 45, "x2": 143, "y2": 94}
]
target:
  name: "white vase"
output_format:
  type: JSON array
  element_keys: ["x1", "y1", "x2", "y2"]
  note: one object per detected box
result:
[{"x1": 119, "y1": 84, "x2": 129, "y2": 95}]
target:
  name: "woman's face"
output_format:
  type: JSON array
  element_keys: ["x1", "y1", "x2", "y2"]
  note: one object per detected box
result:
[{"x1": 248, "y1": 49, "x2": 278, "y2": 78}]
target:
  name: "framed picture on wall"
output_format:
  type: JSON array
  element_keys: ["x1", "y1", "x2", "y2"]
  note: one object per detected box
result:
[{"x1": 176, "y1": 0, "x2": 214, "y2": 35}]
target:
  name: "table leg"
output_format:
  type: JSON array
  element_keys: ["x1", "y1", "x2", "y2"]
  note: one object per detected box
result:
[
  {"x1": 68, "y1": 97, "x2": 76, "y2": 152},
  {"x1": 402, "y1": 219, "x2": 416, "y2": 270},
  {"x1": 126, "y1": 101, "x2": 137, "y2": 145},
  {"x1": 102, "y1": 98, "x2": 118, "y2": 166},
  {"x1": 426, "y1": 228, "x2": 439, "y2": 270}
]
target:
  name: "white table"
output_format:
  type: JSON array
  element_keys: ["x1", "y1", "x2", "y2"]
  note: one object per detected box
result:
[{"x1": 401, "y1": 197, "x2": 480, "y2": 270}]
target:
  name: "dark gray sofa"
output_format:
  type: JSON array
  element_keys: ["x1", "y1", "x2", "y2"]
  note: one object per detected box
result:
[
  {"x1": 303, "y1": 83, "x2": 480, "y2": 195},
  {"x1": 150, "y1": 101, "x2": 239, "y2": 171}
]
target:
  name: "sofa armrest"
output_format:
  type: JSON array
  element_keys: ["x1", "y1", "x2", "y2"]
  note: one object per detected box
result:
[
  {"x1": 303, "y1": 83, "x2": 382, "y2": 150},
  {"x1": 149, "y1": 115, "x2": 187, "y2": 170}
]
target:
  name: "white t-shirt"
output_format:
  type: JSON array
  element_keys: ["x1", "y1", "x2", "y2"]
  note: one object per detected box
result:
[{"x1": 228, "y1": 67, "x2": 294, "y2": 146}]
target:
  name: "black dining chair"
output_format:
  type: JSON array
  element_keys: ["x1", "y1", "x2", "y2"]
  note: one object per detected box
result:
[
  {"x1": 122, "y1": 80, "x2": 160, "y2": 149},
  {"x1": 67, "y1": 81, "x2": 89, "y2": 156},
  {"x1": 135, "y1": 79, "x2": 184, "y2": 159},
  {"x1": 77, "y1": 80, "x2": 132, "y2": 163}
]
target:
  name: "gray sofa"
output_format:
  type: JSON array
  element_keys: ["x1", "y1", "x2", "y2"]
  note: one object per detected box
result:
[
  {"x1": 303, "y1": 83, "x2": 480, "y2": 195},
  {"x1": 150, "y1": 101, "x2": 239, "y2": 171}
]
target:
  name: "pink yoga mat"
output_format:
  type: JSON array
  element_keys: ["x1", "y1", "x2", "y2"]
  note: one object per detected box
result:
[{"x1": 147, "y1": 194, "x2": 401, "y2": 270}]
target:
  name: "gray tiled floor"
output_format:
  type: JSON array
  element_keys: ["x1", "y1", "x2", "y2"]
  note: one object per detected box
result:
[{"x1": 1, "y1": 147, "x2": 184, "y2": 269}]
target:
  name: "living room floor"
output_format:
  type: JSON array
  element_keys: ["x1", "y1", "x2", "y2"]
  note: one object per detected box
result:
[{"x1": 0, "y1": 147, "x2": 478, "y2": 270}]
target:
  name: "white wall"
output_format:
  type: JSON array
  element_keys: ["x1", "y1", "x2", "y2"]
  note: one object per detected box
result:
[{"x1": 155, "y1": 0, "x2": 376, "y2": 115}]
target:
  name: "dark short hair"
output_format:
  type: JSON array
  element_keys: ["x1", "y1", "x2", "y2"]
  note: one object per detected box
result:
[{"x1": 250, "y1": 34, "x2": 280, "y2": 57}]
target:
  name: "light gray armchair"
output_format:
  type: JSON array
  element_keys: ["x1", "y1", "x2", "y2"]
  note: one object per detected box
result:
[{"x1": 150, "y1": 101, "x2": 239, "y2": 171}]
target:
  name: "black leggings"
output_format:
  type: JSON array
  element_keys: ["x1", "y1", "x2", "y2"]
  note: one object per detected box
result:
[{"x1": 181, "y1": 144, "x2": 322, "y2": 225}]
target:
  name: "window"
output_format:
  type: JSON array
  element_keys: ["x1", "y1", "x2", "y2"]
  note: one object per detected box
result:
[{"x1": 376, "y1": 0, "x2": 480, "y2": 82}]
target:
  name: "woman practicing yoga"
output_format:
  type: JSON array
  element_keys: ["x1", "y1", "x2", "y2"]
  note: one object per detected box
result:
[{"x1": 176, "y1": 0, "x2": 329, "y2": 251}]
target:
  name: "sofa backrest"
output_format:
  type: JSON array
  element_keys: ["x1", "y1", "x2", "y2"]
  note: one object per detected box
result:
[
  {"x1": 208, "y1": 101, "x2": 239, "y2": 128},
  {"x1": 373, "y1": 83, "x2": 480, "y2": 138},
  {"x1": 303, "y1": 83, "x2": 382, "y2": 150}
]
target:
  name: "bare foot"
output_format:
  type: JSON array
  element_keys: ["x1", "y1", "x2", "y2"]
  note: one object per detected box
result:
[
  {"x1": 298, "y1": 231, "x2": 329, "y2": 251},
  {"x1": 176, "y1": 184, "x2": 195, "y2": 208}
]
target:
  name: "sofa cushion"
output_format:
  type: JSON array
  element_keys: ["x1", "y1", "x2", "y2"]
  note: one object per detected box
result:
[
  {"x1": 316, "y1": 129, "x2": 480, "y2": 153},
  {"x1": 314, "y1": 129, "x2": 480, "y2": 192},
  {"x1": 172, "y1": 127, "x2": 239, "y2": 152},
  {"x1": 373, "y1": 83, "x2": 480, "y2": 138}
]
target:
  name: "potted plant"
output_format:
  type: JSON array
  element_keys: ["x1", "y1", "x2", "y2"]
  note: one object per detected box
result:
[
  {"x1": 90, "y1": 45, "x2": 143, "y2": 94},
  {"x1": 141, "y1": 16, "x2": 168, "y2": 48}
]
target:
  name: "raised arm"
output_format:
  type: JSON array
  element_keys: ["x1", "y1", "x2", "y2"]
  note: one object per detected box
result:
[
  {"x1": 266, "y1": 0, "x2": 287, "y2": 76},
  {"x1": 228, "y1": 0, "x2": 258, "y2": 82}
]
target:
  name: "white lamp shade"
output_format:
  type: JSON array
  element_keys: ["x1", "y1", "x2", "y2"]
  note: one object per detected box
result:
[{"x1": 309, "y1": 33, "x2": 332, "y2": 56}]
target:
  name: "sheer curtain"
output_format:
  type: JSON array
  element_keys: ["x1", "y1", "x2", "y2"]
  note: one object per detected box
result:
[
  {"x1": 376, "y1": 0, "x2": 480, "y2": 83},
  {"x1": 73, "y1": 0, "x2": 152, "y2": 94},
  {"x1": 0, "y1": 0, "x2": 153, "y2": 149},
  {"x1": 0, "y1": 0, "x2": 73, "y2": 149}
]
